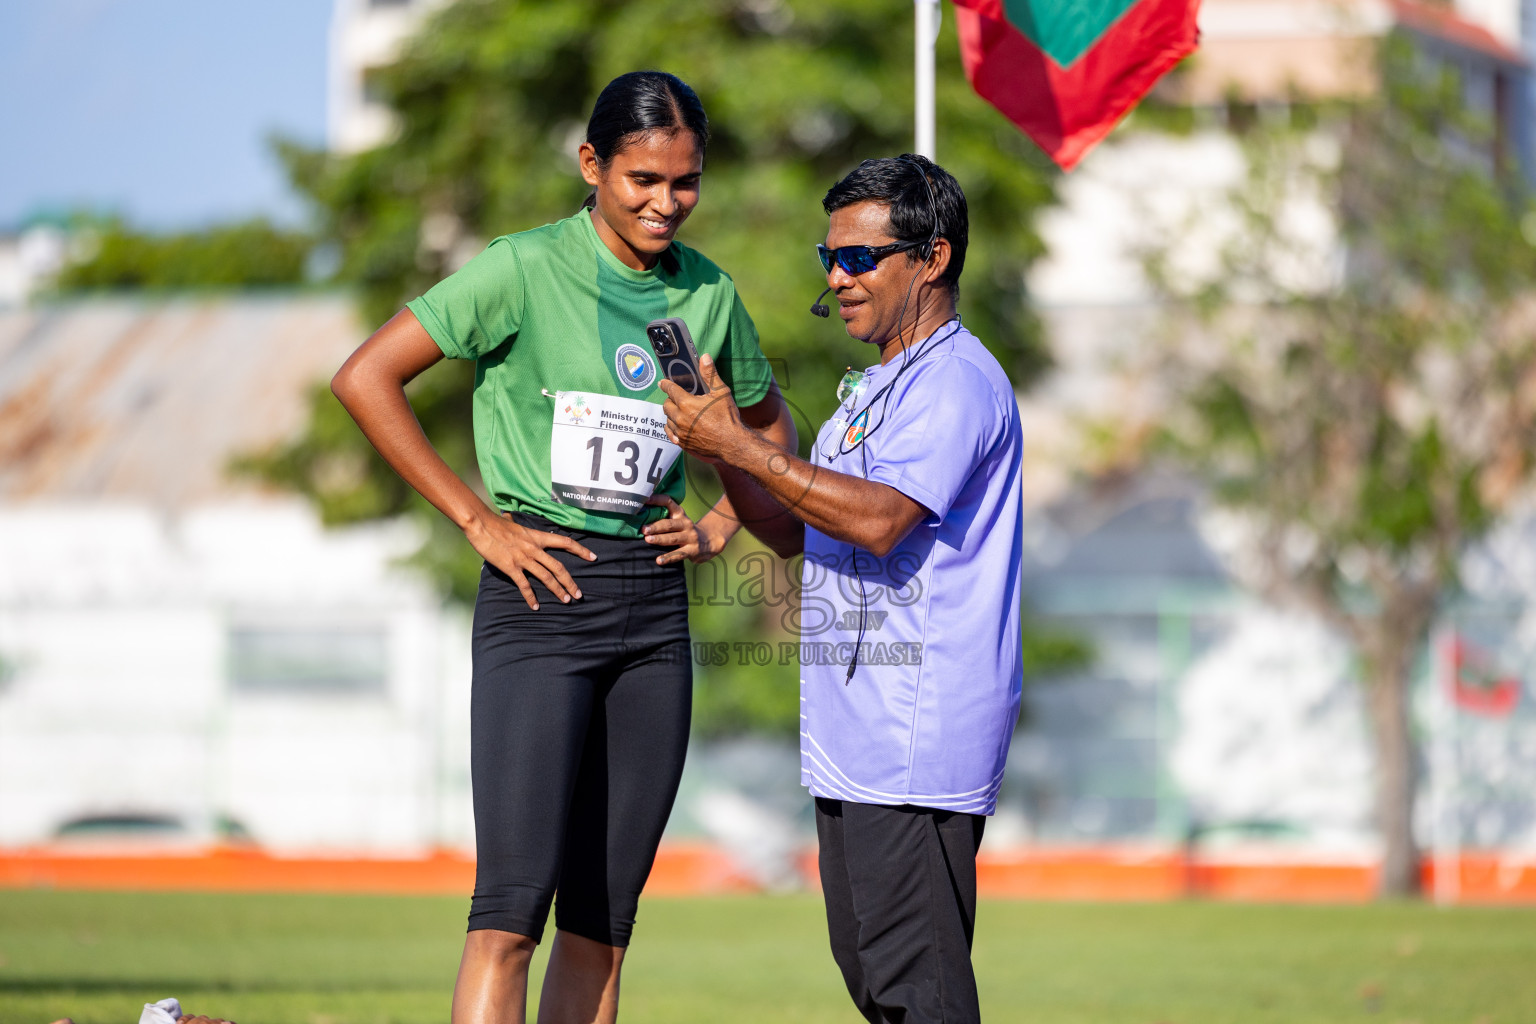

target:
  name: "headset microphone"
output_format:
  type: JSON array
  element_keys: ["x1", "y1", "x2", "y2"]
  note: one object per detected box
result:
[{"x1": 810, "y1": 286, "x2": 832, "y2": 318}]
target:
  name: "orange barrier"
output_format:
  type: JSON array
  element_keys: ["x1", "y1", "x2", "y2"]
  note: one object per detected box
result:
[
  {"x1": 2, "y1": 845, "x2": 1534, "y2": 903},
  {"x1": 977, "y1": 847, "x2": 1185, "y2": 901},
  {"x1": 976, "y1": 849, "x2": 1536, "y2": 903},
  {"x1": 1422, "y1": 853, "x2": 1536, "y2": 904},
  {"x1": 641, "y1": 843, "x2": 759, "y2": 896},
  {"x1": 1187, "y1": 859, "x2": 1375, "y2": 903},
  {"x1": 0, "y1": 845, "x2": 476, "y2": 895},
  {"x1": 0, "y1": 842, "x2": 754, "y2": 898}
]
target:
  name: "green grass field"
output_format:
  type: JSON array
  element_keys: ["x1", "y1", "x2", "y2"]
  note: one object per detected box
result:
[{"x1": 1, "y1": 891, "x2": 1533, "y2": 1023}]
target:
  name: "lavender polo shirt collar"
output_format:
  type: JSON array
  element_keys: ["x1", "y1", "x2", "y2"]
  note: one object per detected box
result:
[{"x1": 798, "y1": 322, "x2": 1026, "y2": 815}]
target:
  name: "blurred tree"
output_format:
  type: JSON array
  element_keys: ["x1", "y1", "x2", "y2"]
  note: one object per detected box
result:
[
  {"x1": 54, "y1": 218, "x2": 311, "y2": 290},
  {"x1": 249, "y1": 0, "x2": 1084, "y2": 735},
  {"x1": 1142, "y1": 36, "x2": 1536, "y2": 896}
]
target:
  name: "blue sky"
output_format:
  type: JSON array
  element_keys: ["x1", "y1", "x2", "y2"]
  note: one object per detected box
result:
[{"x1": 0, "y1": 0, "x2": 332, "y2": 230}]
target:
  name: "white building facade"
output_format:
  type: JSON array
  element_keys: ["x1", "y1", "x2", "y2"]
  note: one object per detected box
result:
[
  {"x1": 329, "y1": 0, "x2": 450, "y2": 154},
  {"x1": 0, "y1": 297, "x2": 474, "y2": 853}
]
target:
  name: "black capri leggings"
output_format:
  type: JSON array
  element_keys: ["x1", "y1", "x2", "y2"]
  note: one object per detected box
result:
[{"x1": 468, "y1": 512, "x2": 692, "y2": 947}]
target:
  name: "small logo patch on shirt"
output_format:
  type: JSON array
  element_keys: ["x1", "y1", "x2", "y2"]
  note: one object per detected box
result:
[
  {"x1": 615, "y1": 343, "x2": 657, "y2": 391},
  {"x1": 844, "y1": 408, "x2": 870, "y2": 447}
]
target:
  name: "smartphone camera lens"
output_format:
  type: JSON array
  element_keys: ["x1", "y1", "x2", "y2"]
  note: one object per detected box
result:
[{"x1": 650, "y1": 328, "x2": 677, "y2": 356}]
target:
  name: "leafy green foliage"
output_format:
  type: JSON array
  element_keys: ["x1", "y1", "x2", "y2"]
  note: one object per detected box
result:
[
  {"x1": 53, "y1": 218, "x2": 311, "y2": 291},
  {"x1": 1018, "y1": 617, "x2": 1094, "y2": 679}
]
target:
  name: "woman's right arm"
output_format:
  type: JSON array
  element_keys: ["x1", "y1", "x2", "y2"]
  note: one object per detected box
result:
[{"x1": 331, "y1": 308, "x2": 596, "y2": 610}]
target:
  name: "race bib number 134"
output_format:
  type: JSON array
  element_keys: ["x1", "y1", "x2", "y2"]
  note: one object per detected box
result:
[{"x1": 549, "y1": 391, "x2": 681, "y2": 515}]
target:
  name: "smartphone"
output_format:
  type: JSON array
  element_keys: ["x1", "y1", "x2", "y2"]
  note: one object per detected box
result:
[{"x1": 645, "y1": 317, "x2": 707, "y2": 396}]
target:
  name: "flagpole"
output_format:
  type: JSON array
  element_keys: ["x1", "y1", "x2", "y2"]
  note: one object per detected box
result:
[{"x1": 915, "y1": 0, "x2": 939, "y2": 158}]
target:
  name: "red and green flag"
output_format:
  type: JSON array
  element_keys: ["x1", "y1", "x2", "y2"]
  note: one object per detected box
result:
[{"x1": 951, "y1": 0, "x2": 1201, "y2": 170}]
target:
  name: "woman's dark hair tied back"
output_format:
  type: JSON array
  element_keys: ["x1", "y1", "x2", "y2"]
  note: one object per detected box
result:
[{"x1": 586, "y1": 71, "x2": 709, "y2": 164}]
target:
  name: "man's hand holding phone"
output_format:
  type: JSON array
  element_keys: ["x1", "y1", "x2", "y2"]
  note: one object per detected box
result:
[{"x1": 659, "y1": 353, "x2": 745, "y2": 464}]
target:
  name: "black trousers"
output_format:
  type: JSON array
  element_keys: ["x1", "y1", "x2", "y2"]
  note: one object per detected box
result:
[{"x1": 815, "y1": 797, "x2": 986, "y2": 1024}]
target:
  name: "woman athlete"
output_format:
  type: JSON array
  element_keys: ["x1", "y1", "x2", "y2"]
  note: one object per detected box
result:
[{"x1": 331, "y1": 72, "x2": 795, "y2": 1024}]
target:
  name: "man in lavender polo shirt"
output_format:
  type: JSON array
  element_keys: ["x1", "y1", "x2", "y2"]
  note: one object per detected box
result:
[{"x1": 659, "y1": 155, "x2": 1023, "y2": 1024}]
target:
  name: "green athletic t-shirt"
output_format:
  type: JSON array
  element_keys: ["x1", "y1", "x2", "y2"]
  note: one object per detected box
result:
[{"x1": 407, "y1": 210, "x2": 773, "y2": 537}]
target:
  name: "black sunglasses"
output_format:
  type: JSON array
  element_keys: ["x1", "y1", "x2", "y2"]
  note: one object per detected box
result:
[{"x1": 816, "y1": 240, "x2": 925, "y2": 276}]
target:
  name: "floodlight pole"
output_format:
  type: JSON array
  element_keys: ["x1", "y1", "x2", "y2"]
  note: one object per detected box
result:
[{"x1": 915, "y1": 0, "x2": 940, "y2": 158}]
